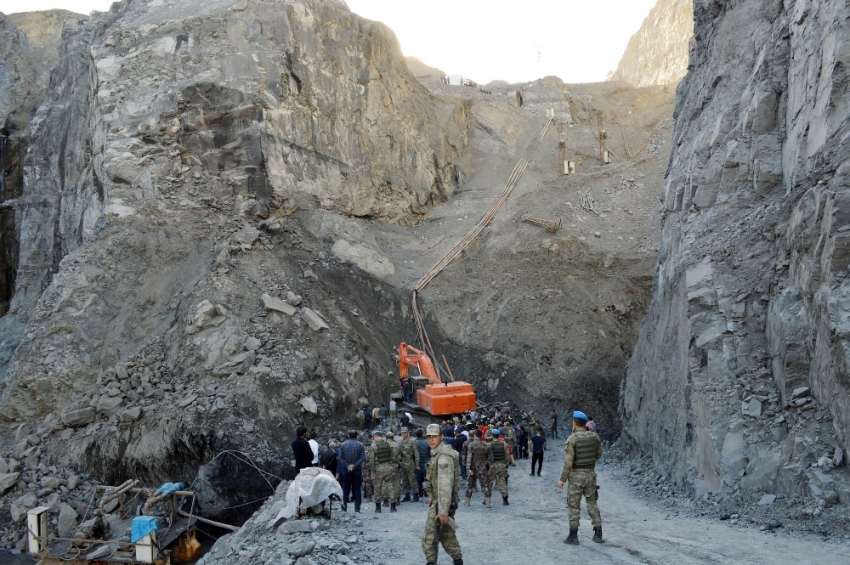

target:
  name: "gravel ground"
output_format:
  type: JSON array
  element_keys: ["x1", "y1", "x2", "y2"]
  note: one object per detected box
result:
[{"x1": 356, "y1": 451, "x2": 850, "y2": 565}]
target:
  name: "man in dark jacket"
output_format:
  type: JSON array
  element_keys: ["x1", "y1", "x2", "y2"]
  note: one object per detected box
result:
[
  {"x1": 291, "y1": 426, "x2": 313, "y2": 473},
  {"x1": 453, "y1": 430, "x2": 468, "y2": 480},
  {"x1": 415, "y1": 428, "x2": 431, "y2": 498},
  {"x1": 338, "y1": 430, "x2": 367, "y2": 513},
  {"x1": 320, "y1": 441, "x2": 338, "y2": 473}
]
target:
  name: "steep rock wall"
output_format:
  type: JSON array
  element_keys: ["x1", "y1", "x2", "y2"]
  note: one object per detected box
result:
[
  {"x1": 609, "y1": 0, "x2": 693, "y2": 87},
  {"x1": 7, "y1": 10, "x2": 85, "y2": 89},
  {"x1": 622, "y1": 0, "x2": 850, "y2": 507},
  {"x1": 0, "y1": 15, "x2": 38, "y2": 319},
  {"x1": 0, "y1": 0, "x2": 472, "y2": 517}
]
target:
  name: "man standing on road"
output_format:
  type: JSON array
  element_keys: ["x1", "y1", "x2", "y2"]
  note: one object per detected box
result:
[
  {"x1": 550, "y1": 409, "x2": 559, "y2": 439},
  {"x1": 399, "y1": 427, "x2": 421, "y2": 502},
  {"x1": 291, "y1": 426, "x2": 313, "y2": 474},
  {"x1": 362, "y1": 442, "x2": 374, "y2": 502},
  {"x1": 502, "y1": 420, "x2": 517, "y2": 465},
  {"x1": 415, "y1": 428, "x2": 431, "y2": 499},
  {"x1": 530, "y1": 426, "x2": 547, "y2": 476},
  {"x1": 422, "y1": 423, "x2": 463, "y2": 565},
  {"x1": 369, "y1": 430, "x2": 395, "y2": 512},
  {"x1": 337, "y1": 430, "x2": 365, "y2": 513},
  {"x1": 453, "y1": 430, "x2": 468, "y2": 480},
  {"x1": 556, "y1": 411, "x2": 603, "y2": 545},
  {"x1": 486, "y1": 430, "x2": 510, "y2": 505},
  {"x1": 464, "y1": 429, "x2": 493, "y2": 507},
  {"x1": 383, "y1": 430, "x2": 401, "y2": 511}
]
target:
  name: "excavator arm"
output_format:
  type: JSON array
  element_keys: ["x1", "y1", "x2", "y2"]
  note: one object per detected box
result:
[{"x1": 398, "y1": 342, "x2": 441, "y2": 385}]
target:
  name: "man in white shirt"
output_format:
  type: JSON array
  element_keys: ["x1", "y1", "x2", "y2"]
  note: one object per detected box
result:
[
  {"x1": 389, "y1": 399, "x2": 398, "y2": 426},
  {"x1": 308, "y1": 430, "x2": 320, "y2": 466}
]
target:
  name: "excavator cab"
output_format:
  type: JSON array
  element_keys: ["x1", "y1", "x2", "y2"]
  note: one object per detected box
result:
[{"x1": 398, "y1": 342, "x2": 476, "y2": 416}]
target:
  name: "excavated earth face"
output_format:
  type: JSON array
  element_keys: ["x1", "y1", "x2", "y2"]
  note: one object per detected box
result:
[
  {"x1": 622, "y1": 0, "x2": 850, "y2": 514},
  {"x1": 0, "y1": 0, "x2": 673, "y2": 533}
]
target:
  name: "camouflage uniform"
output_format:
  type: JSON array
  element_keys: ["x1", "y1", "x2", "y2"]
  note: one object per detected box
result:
[
  {"x1": 362, "y1": 449, "x2": 373, "y2": 500},
  {"x1": 400, "y1": 436, "x2": 420, "y2": 496},
  {"x1": 487, "y1": 439, "x2": 509, "y2": 498},
  {"x1": 503, "y1": 424, "x2": 516, "y2": 458},
  {"x1": 464, "y1": 438, "x2": 493, "y2": 499},
  {"x1": 370, "y1": 438, "x2": 400, "y2": 503},
  {"x1": 422, "y1": 441, "x2": 462, "y2": 564},
  {"x1": 559, "y1": 430, "x2": 603, "y2": 529}
]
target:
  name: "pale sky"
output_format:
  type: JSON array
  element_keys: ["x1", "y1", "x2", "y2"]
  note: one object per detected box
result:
[{"x1": 1, "y1": 0, "x2": 660, "y2": 84}]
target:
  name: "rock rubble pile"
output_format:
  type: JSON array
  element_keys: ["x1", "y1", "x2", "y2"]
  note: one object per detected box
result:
[{"x1": 199, "y1": 480, "x2": 395, "y2": 565}]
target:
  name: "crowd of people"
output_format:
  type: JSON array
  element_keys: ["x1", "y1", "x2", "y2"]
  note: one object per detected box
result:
[{"x1": 291, "y1": 405, "x2": 602, "y2": 564}]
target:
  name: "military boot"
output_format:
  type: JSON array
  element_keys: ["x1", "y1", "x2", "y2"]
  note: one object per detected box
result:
[
  {"x1": 375, "y1": 503, "x2": 381, "y2": 513},
  {"x1": 502, "y1": 495, "x2": 509, "y2": 506},
  {"x1": 413, "y1": 493, "x2": 420, "y2": 502},
  {"x1": 463, "y1": 497, "x2": 471, "y2": 506},
  {"x1": 453, "y1": 560, "x2": 463, "y2": 565},
  {"x1": 483, "y1": 497, "x2": 491, "y2": 508},
  {"x1": 593, "y1": 526, "x2": 603, "y2": 543},
  {"x1": 402, "y1": 493, "x2": 411, "y2": 502},
  {"x1": 390, "y1": 502, "x2": 397, "y2": 513},
  {"x1": 565, "y1": 528, "x2": 579, "y2": 545}
]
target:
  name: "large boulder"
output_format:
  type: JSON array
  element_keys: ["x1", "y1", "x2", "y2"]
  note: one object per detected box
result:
[{"x1": 61, "y1": 408, "x2": 95, "y2": 428}]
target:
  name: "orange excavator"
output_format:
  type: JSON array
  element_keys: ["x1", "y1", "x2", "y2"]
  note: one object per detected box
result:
[{"x1": 397, "y1": 342, "x2": 476, "y2": 416}]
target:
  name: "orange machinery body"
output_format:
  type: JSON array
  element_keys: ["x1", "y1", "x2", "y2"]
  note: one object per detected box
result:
[{"x1": 398, "y1": 342, "x2": 476, "y2": 416}]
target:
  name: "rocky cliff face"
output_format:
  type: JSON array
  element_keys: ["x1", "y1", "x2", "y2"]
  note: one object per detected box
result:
[
  {"x1": 0, "y1": 0, "x2": 471, "y2": 520},
  {"x1": 609, "y1": 0, "x2": 693, "y2": 87},
  {"x1": 0, "y1": 15, "x2": 38, "y2": 319},
  {"x1": 7, "y1": 10, "x2": 84, "y2": 89},
  {"x1": 622, "y1": 0, "x2": 850, "y2": 510}
]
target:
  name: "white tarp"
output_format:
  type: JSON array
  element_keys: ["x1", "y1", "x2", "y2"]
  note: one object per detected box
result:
[
  {"x1": 274, "y1": 468, "x2": 342, "y2": 521},
  {"x1": 447, "y1": 74, "x2": 464, "y2": 85}
]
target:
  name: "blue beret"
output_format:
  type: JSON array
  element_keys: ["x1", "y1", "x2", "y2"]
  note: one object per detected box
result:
[
  {"x1": 491, "y1": 429, "x2": 500, "y2": 436},
  {"x1": 573, "y1": 411, "x2": 588, "y2": 421}
]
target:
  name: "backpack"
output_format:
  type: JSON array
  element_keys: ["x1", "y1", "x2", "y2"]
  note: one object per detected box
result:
[
  {"x1": 491, "y1": 441, "x2": 506, "y2": 462},
  {"x1": 363, "y1": 410, "x2": 372, "y2": 422},
  {"x1": 375, "y1": 441, "x2": 392, "y2": 464}
]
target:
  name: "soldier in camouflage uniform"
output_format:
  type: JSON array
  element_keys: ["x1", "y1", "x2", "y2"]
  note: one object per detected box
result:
[
  {"x1": 362, "y1": 443, "x2": 373, "y2": 501},
  {"x1": 385, "y1": 430, "x2": 401, "y2": 508},
  {"x1": 369, "y1": 430, "x2": 400, "y2": 512},
  {"x1": 557, "y1": 410, "x2": 603, "y2": 545},
  {"x1": 422, "y1": 423, "x2": 463, "y2": 565},
  {"x1": 502, "y1": 420, "x2": 518, "y2": 465},
  {"x1": 464, "y1": 429, "x2": 493, "y2": 507},
  {"x1": 399, "y1": 427, "x2": 421, "y2": 502},
  {"x1": 486, "y1": 429, "x2": 510, "y2": 505}
]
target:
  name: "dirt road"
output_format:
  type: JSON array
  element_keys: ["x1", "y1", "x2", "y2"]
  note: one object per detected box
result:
[{"x1": 358, "y1": 450, "x2": 850, "y2": 565}]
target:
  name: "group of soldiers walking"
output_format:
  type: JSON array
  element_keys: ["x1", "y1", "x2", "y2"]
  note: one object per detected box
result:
[
  {"x1": 325, "y1": 409, "x2": 603, "y2": 564},
  {"x1": 421, "y1": 410, "x2": 604, "y2": 564},
  {"x1": 463, "y1": 428, "x2": 512, "y2": 507},
  {"x1": 368, "y1": 427, "x2": 421, "y2": 512}
]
